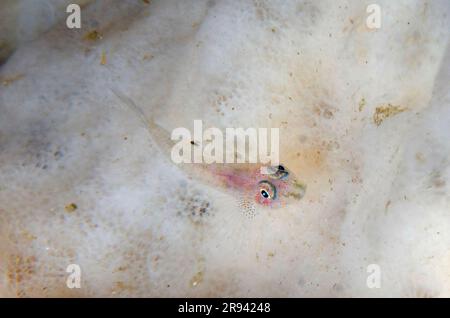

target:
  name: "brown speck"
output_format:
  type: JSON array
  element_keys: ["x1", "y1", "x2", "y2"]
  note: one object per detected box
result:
[
  {"x1": 65, "y1": 203, "x2": 78, "y2": 212},
  {"x1": 433, "y1": 178, "x2": 446, "y2": 188},
  {"x1": 143, "y1": 53, "x2": 153, "y2": 60},
  {"x1": 1, "y1": 74, "x2": 25, "y2": 86},
  {"x1": 0, "y1": 41, "x2": 13, "y2": 64},
  {"x1": 112, "y1": 281, "x2": 134, "y2": 294},
  {"x1": 21, "y1": 231, "x2": 37, "y2": 241},
  {"x1": 385, "y1": 200, "x2": 391, "y2": 212},
  {"x1": 358, "y1": 98, "x2": 366, "y2": 112},
  {"x1": 142, "y1": 0, "x2": 150, "y2": 4},
  {"x1": 323, "y1": 109, "x2": 333, "y2": 119},
  {"x1": 373, "y1": 104, "x2": 407, "y2": 126},
  {"x1": 190, "y1": 271, "x2": 203, "y2": 287},
  {"x1": 113, "y1": 266, "x2": 128, "y2": 273},
  {"x1": 84, "y1": 30, "x2": 102, "y2": 41},
  {"x1": 415, "y1": 152, "x2": 425, "y2": 163},
  {"x1": 100, "y1": 51, "x2": 107, "y2": 65}
]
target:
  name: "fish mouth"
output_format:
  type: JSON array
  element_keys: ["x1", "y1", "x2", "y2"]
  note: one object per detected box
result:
[{"x1": 263, "y1": 164, "x2": 306, "y2": 201}]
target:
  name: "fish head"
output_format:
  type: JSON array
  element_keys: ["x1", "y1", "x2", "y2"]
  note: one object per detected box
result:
[
  {"x1": 253, "y1": 165, "x2": 306, "y2": 208},
  {"x1": 214, "y1": 164, "x2": 306, "y2": 209}
]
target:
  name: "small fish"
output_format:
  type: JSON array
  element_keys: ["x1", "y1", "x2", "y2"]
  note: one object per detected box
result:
[
  {"x1": 207, "y1": 163, "x2": 306, "y2": 209},
  {"x1": 110, "y1": 89, "x2": 306, "y2": 216}
]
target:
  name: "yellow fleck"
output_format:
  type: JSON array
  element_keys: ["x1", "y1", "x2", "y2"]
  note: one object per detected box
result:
[
  {"x1": 65, "y1": 203, "x2": 78, "y2": 212},
  {"x1": 373, "y1": 104, "x2": 407, "y2": 126},
  {"x1": 113, "y1": 266, "x2": 128, "y2": 273},
  {"x1": 268, "y1": 252, "x2": 275, "y2": 257},
  {"x1": 21, "y1": 231, "x2": 37, "y2": 241},
  {"x1": 100, "y1": 51, "x2": 107, "y2": 65},
  {"x1": 190, "y1": 271, "x2": 203, "y2": 287},
  {"x1": 111, "y1": 281, "x2": 134, "y2": 294},
  {"x1": 84, "y1": 30, "x2": 102, "y2": 41},
  {"x1": 385, "y1": 200, "x2": 391, "y2": 213},
  {"x1": 143, "y1": 53, "x2": 153, "y2": 60},
  {"x1": 293, "y1": 180, "x2": 307, "y2": 192},
  {"x1": 1, "y1": 74, "x2": 25, "y2": 86},
  {"x1": 286, "y1": 192, "x2": 303, "y2": 200},
  {"x1": 358, "y1": 98, "x2": 366, "y2": 112},
  {"x1": 415, "y1": 152, "x2": 426, "y2": 163}
]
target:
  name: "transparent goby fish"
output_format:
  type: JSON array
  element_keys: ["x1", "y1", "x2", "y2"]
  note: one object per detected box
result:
[{"x1": 110, "y1": 89, "x2": 306, "y2": 218}]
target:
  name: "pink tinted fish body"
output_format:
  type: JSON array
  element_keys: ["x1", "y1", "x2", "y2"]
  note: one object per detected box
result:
[
  {"x1": 208, "y1": 163, "x2": 300, "y2": 208},
  {"x1": 111, "y1": 89, "x2": 306, "y2": 209}
]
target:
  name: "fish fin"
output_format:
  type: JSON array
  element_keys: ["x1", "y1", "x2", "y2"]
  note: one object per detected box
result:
[{"x1": 109, "y1": 88, "x2": 221, "y2": 183}]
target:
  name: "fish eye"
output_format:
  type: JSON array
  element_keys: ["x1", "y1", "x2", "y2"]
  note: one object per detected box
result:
[
  {"x1": 278, "y1": 165, "x2": 285, "y2": 171},
  {"x1": 258, "y1": 180, "x2": 277, "y2": 200}
]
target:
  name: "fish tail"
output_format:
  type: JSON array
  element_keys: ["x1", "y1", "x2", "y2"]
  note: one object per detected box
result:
[{"x1": 110, "y1": 88, "x2": 174, "y2": 154}]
